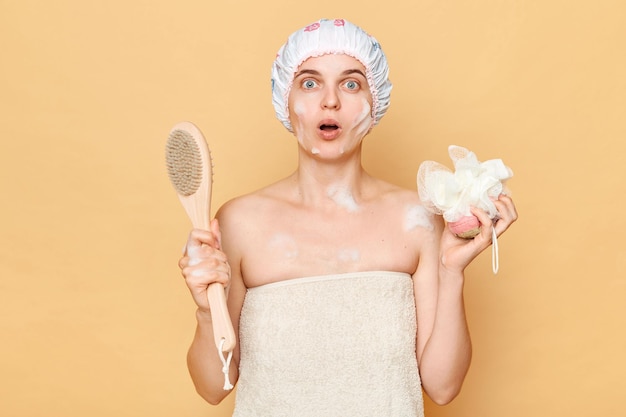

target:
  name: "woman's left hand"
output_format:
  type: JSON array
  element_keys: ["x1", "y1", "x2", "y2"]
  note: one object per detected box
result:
[{"x1": 439, "y1": 195, "x2": 518, "y2": 273}]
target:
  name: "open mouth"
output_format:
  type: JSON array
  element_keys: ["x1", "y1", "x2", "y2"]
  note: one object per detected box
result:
[
  {"x1": 319, "y1": 124, "x2": 339, "y2": 131},
  {"x1": 317, "y1": 119, "x2": 342, "y2": 139},
  {"x1": 318, "y1": 119, "x2": 342, "y2": 131}
]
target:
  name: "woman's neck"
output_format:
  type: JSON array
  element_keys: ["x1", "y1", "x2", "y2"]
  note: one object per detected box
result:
[{"x1": 289, "y1": 149, "x2": 371, "y2": 211}]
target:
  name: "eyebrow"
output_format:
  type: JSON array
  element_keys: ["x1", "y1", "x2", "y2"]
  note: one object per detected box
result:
[
  {"x1": 294, "y1": 68, "x2": 367, "y2": 79},
  {"x1": 342, "y1": 69, "x2": 367, "y2": 78}
]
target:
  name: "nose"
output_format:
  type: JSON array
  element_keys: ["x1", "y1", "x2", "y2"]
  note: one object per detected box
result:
[{"x1": 321, "y1": 87, "x2": 340, "y2": 110}]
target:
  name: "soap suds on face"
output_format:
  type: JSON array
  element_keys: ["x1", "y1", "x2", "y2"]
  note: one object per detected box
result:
[
  {"x1": 268, "y1": 233, "x2": 299, "y2": 259},
  {"x1": 293, "y1": 101, "x2": 306, "y2": 117},
  {"x1": 311, "y1": 147, "x2": 320, "y2": 155},
  {"x1": 292, "y1": 100, "x2": 308, "y2": 149},
  {"x1": 338, "y1": 98, "x2": 372, "y2": 155},
  {"x1": 405, "y1": 205, "x2": 435, "y2": 231},
  {"x1": 352, "y1": 98, "x2": 372, "y2": 139},
  {"x1": 327, "y1": 184, "x2": 360, "y2": 212}
]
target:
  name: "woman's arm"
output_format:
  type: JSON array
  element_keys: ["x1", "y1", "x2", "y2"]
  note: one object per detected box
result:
[
  {"x1": 180, "y1": 218, "x2": 246, "y2": 404},
  {"x1": 414, "y1": 195, "x2": 517, "y2": 404}
]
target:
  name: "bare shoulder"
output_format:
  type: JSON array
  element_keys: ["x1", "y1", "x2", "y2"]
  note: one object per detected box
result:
[
  {"x1": 356, "y1": 177, "x2": 441, "y2": 275},
  {"x1": 214, "y1": 180, "x2": 300, "y2": 284},
  {"x1": 372, "y1": 178, "x2": 443, "y2": 245},
  {"x1": 375, "y1": 179, "x2": 421, "y2": 205},
  {"x1": 373, "y1": 179, "x2": 435, "y2": 223},
  {"x1": 215, "y1": 180, "x2": 289, "y2": 234},
  {"x1": 217, "y1": 191, "x2": 264, "y2": 224}
]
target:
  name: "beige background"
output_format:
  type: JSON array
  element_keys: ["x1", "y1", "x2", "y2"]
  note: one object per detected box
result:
[{"x1": 1, "y1": 0, "x2": 625, "y2": 416}]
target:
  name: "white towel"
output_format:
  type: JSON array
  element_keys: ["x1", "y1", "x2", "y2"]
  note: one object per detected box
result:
[{"x1": 233, "y1": 271, "x2": 424, "y2": 417}]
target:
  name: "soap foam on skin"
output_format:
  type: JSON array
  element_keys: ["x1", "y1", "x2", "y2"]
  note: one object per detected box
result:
[
  {"x1": 268, "y1": 233, "x2": 299, "y2": 259},
  {"x1": 404, "y1": 205, "x2": 435, "y2": 231},
  {"x1": 293, "y1": 100, "x2": 309, "y2": 150},
  {"x1": 340, "y1": 98, "x2": 372, "y2": 155},
  {"x1": 327, "y1": 184, "x2": 360, "y2": 212},
  {"x1": 338, "y1": 248, "x2": 361, "y2": 262},
  {"x1": 186, "y1": 245, "x2": 204, "y2": 266},
  {"x1": 293, "y1": 94, "x2": 371, "y2": 157},
  {"x1": 187, "y1": 257, "x2": 202, "y2": 267},
  {"x1": 352, "y1": 98, "x2": 372, "y2": 140},
  {"x1": 292, "y1": 99, "x2": 334, "y2": 156}
]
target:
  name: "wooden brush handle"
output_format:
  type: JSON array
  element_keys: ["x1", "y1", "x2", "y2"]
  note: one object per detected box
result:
[
  {"x1": 171, "y1": 122, "x2": 236, "y2": 353},
  {"x1": 207, "y1": 283, "x2": 236, "y2": 351}
]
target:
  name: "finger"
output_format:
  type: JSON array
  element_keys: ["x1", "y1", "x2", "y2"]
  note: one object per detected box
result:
[
  {"x1": 183, "y1": 248, "x2": 229, "y2": 272},
  {"x1": 491, "y1": 206, "x2": 517, "y2": 238},
  {"x1": 178, "y1": 255, "x2": 188, "y2": 270},
  {"x1": 210, "y1": 219, "x2": 222, "y2": 250},
  {"x1": 186, "y1": 228, "x2": 219, "y2": 257},
  {"x1": 498, "y1": 195, "x2": 518, "y2": 221},
  {"x1": 186, "y1": 249, "x2": 228, "y2": 274},
  {"x1": 182, "y1": 263, "x2": 231, "y2": 286},
  {"x1": 492, "y1": 196, "x2": 518, "y2": 223},
  {"x1": 470, "y1": 207, "x2": 493, "y2": 233},
  {"x1": 180, "y1": 245, "x2": 228, "y2": 281}
]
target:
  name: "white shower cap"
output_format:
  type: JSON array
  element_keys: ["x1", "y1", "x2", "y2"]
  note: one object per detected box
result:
[{"x1": 271, "y1": 18, "x2": 392, "y2": 132}]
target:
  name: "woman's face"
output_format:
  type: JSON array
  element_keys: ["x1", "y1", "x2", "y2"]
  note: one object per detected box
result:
[{"x1": 287, "y1": 54, "x2": 374, "y2": 159}]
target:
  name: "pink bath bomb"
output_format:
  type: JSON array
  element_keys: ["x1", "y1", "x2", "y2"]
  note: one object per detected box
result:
[{"x1": 448, "y1": 215, "x2": 481, "y2": 239}]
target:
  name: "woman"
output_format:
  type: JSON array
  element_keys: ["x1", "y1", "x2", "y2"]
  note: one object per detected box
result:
[{"x1": 178, "y1": 18, "x2": 517, "y2": 416}]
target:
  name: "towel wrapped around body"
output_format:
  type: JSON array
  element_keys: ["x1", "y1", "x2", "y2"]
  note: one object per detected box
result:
[{"x1": 233, "y1": 271, "x2": 424, "y2": 417}]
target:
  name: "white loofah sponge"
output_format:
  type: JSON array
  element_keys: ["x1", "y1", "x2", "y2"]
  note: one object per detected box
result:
[{"x1": 417, "y1": 145, "x2": 513, "y2": 238}]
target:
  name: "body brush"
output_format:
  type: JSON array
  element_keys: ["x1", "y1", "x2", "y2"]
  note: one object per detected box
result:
[{"x1": 165, "y1": 121, "x2": 236, "y2": 389}]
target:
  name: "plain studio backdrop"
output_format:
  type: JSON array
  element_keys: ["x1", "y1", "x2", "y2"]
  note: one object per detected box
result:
[{"x1": 1, "y1": 1, "x2": 625, "y2": 416}]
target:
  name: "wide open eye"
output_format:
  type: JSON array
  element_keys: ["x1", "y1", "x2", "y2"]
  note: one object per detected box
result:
[
  {"x1": 303, "y1": 79, "x2": 318, "y2": 89},
  {"x1": 344, "y1": 80, "x2": 359, "y2": 91}
]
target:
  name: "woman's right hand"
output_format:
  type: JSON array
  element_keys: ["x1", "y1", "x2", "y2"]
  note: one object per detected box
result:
[{"x1": 178, "y1": 219, "x2": 231, "y2": 312}]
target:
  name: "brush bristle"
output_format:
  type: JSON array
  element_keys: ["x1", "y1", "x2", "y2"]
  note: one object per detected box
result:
[{"x1": 165, "y1": 129, "x2": 203, "y2": 196}]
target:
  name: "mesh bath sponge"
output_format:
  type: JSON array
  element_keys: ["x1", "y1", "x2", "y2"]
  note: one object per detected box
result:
[
  {"x1": 417, "y1": 145, "x2": 513, "y2": 273},
  {"x1": 418, "y1": 145, "x2": 513, "y2": 229}
]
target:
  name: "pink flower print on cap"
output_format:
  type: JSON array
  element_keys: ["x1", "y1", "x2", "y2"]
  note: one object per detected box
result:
[
  {"x1": 334, "y1": 19, "x2": 345, "y2": 26},
  {"x1": 304, "y1": 23, "x2": 320, "y2": 32}
]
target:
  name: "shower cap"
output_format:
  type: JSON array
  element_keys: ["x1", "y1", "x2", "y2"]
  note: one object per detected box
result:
[{"x1": 271, "y1": 18, "x2": 392, "y2": 132}]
